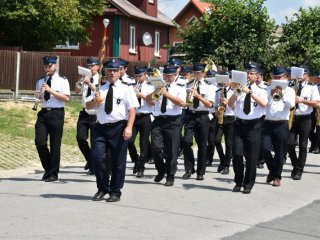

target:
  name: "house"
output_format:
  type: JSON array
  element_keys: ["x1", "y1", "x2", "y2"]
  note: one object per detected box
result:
[
  {"x1": 56, "y1": 0, "x2": 174, "y2": 64},
  {"x1": 169, "y1": 0, "x2": 214, "y2": 57}
]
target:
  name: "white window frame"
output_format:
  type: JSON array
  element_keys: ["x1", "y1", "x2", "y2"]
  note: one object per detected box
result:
[
  {"x1": 173, "y1": 41, "x2": 183, "y2": 47},
  {"x1": 55, "y1": 41, "x2": 79, "y2": 50},
  {"x1": 129, "y1": 25, "x2": 137, "y2": 54},
  {"x1": 148, "y1": 0, "x2": 154, "y2": 3},
  {"x1": 187, "y1": 16, "x2": 197, "y2": 24},
  {"x1": 154, "y1": 31, "x2": 160, "y2": 57}
]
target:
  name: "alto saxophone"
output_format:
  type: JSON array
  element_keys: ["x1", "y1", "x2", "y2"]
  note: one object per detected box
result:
[
  {"x1": 217, "y1": 85, "x2": 226, "y2": 125},
  {"x1": 316, "y1": 104, "x2": 320, "y2": 127}
]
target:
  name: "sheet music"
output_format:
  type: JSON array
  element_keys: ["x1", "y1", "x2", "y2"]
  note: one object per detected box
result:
[
  {"x1": 78, "y1": 66, "x2": 92, "y2": 78},
  {"x1": 231, "y1": 70, "x2": 247, "y2": 85},
  {"x1": 270, "y1": 80, "x2": 288, "y2": 90},
  {"x1": 216, "y1": 75, "x2": 230, "y2": 85},
  {"x1": 291, "y1": 67, "x2": 304, "y2": 79}
]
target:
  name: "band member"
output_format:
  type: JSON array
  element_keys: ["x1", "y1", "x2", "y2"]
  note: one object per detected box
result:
[
  {"x1": 228, "y1": 62, "x2": 267, "y2": 194},
  {"x1": 287, "y1": 66, "x2": 320, "y2": 180},
  {"x1": 256, "y1": 68, "x2": 267, "y2": 169},
  {"x1": 146, "y1": 65, "x2": 186, "y2": 186},
  {"x1": 312, "y1": 72, "x2": 320, "y2": 154},
  {"x1": 214, "y1": 72, "x2": 234, "y2": 174},
  {"x1": 182, "y1": 63, "x2": 215, "y2": 180},
  {"x1": 206, "y1": 69, "x2": 218, "y2": 167},
  {"x1": 75, "y1": 57, "x2": 100, "y2": 174},
  {"x1": 35, "y1": 56, "x2": 70, "y2": 182},
  {"x1": 128, "y1": 66, "x2": 156, "y2": 178},
  {"x1": 87, "y1": 58, "x2": 139, "y2": 202},
  {"x1": 262, "y1": 67, "x2": 295, "y2": 187},
  {"x1": 119, "y1": 58, "x2": 135, "y2": 85}
]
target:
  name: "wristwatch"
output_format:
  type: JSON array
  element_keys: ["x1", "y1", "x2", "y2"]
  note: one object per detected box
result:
[{"x1": 249, "y1": 90, "x2": 253, "y2": 95}]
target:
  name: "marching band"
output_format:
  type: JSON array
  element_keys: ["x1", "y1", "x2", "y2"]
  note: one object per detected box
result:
[{"x1": 34, "y1": 55, "x2": 320, "y2": 201}]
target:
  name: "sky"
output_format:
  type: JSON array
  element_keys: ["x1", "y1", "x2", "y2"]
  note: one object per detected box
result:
[{"x1": 158, "y1": 0, "x2": 320, "y2": 24}]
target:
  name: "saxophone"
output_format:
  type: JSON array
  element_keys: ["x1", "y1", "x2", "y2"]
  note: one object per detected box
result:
[
  {"x1": 288, "y1": 78, "x2": 299, "y2": 130},
  {"x1": 316, "y1": 103, "x2": 320, "y2": 127},
  {"x1": 217, "y1": 85, "x2": 226, "y2": 125}
]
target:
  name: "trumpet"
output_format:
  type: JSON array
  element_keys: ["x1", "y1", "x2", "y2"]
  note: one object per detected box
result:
[
  {"x1": 152, "y1": 87, "x2": 163, "y2": 101},
  {"x1": 32, "y1": 76, "x2": 49, "y2": 111},
  {"x1": 233, "y1": 85, "x2": 244, "y2": 96},
  {"x1": 272, "y1": 92, "x2": 283, "y2": 102},
  {"x1": 75, "y1": 75, "x2": 86, "y2": 94},
  {"x1": 186, "y1": 80, "x2": 199, "y2": 106}
]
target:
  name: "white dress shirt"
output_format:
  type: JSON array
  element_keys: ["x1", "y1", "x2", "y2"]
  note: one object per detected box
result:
[
  {"x1": 215, "y1": 86, "x2": 235, "y2": 116},
  {"x1": 36, "y1": 72, "x2": 70, "y2": 108},
  {"x1": 233, "y1": 83, "x2": 267, "y2": 120},
  {"x1": 265, "y1": 86, "x2": 295, "y2": 121},
  {"x1": 152, "y1": 81, "x2": 186, "y2": 117},
  {"x1": 187, "y1": 78, "x2": 215, "y2": 111},
  {"x1": 135, "y1": 81, "x2": 156, "y2": 114},
  {"x1": 96, "y1": 79, "x2": 139, "y2": 124}
]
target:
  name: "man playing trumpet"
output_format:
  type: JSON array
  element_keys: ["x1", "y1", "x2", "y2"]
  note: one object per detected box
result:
[
  {"x1": 262, "y1": 67, "x2": 295, "y2": 187},
  {"x1": 146, "y1": 65, "x2": 186, "y2": 186},
  {"x1": 75, "y1": 57, "x2": 100, "y2": 175},
  {"x1": 228, "y1": 62, "x2": 267, "y2": 194}
]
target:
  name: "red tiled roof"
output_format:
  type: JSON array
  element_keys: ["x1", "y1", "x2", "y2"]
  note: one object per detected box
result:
[
  {"x1": 108, "y1": 0, "x2": 174, "y2": 26},
  {"x1": 192, "y1": 0, "x2": 213, "y2": 13},
  {"x1": 174, "y1": 0, "x2": 214, "y2": 22}
]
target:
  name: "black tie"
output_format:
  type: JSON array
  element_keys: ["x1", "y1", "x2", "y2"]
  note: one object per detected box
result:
[
  {"x1": 193, "y1": 83, "x2": 200, "y2": 109},
  {"x1": 105, "y1": 83, "x2": 114, "y2": 114},
  {"x1": 296, "y1": 83, "x2": 303, "y2": 109},
  {"x1": 223, "y1": 87, "x2": 227, "y2": 98},
  {"x1": 160, "y1": 85, "x2": 169, "y2": 113},
  {"x1": 44, "y1": 76, "x2": 51, "y2": 101},
  {"x1": 86, "y1": 77, "x2": 93, "y2": 97},
  {"x1": 138, "y1": 86, "x2": 142, "y2": 108},
  {"x1": 243, "y1": 85, "x2": 251, "y2": 115}
]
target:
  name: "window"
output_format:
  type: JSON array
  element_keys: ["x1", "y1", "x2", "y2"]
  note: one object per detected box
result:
[
  {"x1": 173, "y1": 41, "x2": 183, "y2": 47},
  {"x1": 129, "y1": 26, "x2": 136, "y2": 53},
  {"x1": 154, "y1": 31, "x2": 160, "y2": 57},
  {"x1": 148, "y1": 0, "x2": 154, "y2": 3},
  {"x1": 55, "y1": 41, "x2": 79, "y2": 50},
  {"x1": 187, "y1": 16, "x2": 197, "y2": 24}
]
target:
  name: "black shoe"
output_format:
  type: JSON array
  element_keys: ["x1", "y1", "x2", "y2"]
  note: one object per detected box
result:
[
  {"x1": 292, "y1": 173, "x2": 302, "y2": 180},
  {"x1": 182, "y1": 170, "x2": 193, "y2": 179},
  {"x1": 266, "y1": 172, "x2": 273, "y2": 183},
  {"x1": 42, "y1": 172, "x2": 49, "y2": 180},
  {"x1": 84, "y1": 162, "x2": 90, "y2": 170},
  {"x1": 164, "y1": 180, "x2": 174, "y2": 186},
  {"x1": 309, "y1": 146, "x2": 315, "y2": 153},
  {"x1": 45, "y1": 176, "x2": 58, "y2": 182},
  {"x1": 206, "y1": 161, "x2": 213, "y2": 167},
  {"x1": 133, "y1": 164, "x2": 138, "y2": 174},
  {"x1": 136, "y1": 171, "x2": 144, "y2": 178},
  {"x1": 87, "y1": 169, "x2": 95, "y2": 175},
  {"x1": 257, "y1": 163, "x2": 264, "y2": 169},
  {"x1": 196, "y1": 175, "x2": 204, "y2": 180},
  {"x1": 291, "y1": 168, "x2": 298, "y2": 178},
  {"x1": 217, "y1": 163, "x2": 224, "y2": 173},
  {"x1": 243, "y1": 188, "x2": 251, "y2": 194},
  {"x1": 221, "y1": 167, "x2": 229, "y2": 175},
  {"x1": 92, "y1": 191, "x2": 107, "y2": 201},
  {"x1": 106, "y1": 194, "x2": 120, "y2": 202},
  {"x1": 154, "y1": 173, "x2": 165, "y2": 183},
  {"x1": 313, "y1": 148, "x2": 320, "y2": 154},
  {"x1": 232, "y1": 185, "x2": 241, "y2": 192}
]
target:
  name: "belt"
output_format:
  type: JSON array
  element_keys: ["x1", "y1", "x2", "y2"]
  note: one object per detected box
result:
[
  {"x1": 42, "y1": 107, "x2": 64, "y2": 111},
  {"x1": 224, "y1": 115, "x2": 235, "y2": 120},
  {"x1": 266, "y1": 120, "x2": 288, "y2": 124},
  {"x1": 98, "y1": 120, "x2": 126, "y2": 127},
  {"x1": 294, "y1": 114, "x2": 311, "y2": 119},
  {"x1": 136, "y1": 113, "x2": 151, "y2": 117},
  {"x1": 155, "y1": 115, "x2": 180, "y2": 119},
  {"x1": 235, "y1": 117, "x2": 260, "y2": 124},
  {"x1": 186, "y1": 110, "x2": 209, "y2": 115}
]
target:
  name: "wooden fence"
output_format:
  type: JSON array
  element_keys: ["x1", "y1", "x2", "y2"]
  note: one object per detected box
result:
[{"x1": 0, "y1": 50, "x2": 164, "y2": 96}]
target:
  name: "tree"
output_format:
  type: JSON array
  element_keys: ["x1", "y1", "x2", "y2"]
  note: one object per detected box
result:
[
  {"x1": 276, "y1": 6, "x2": 320, "y2": 72},
  {"x1": 177, "y1": 0, "x2": 276, "y2": 70},
  {"x1": 0, "y1": 0, "x2": 106, "y2": 50}
]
